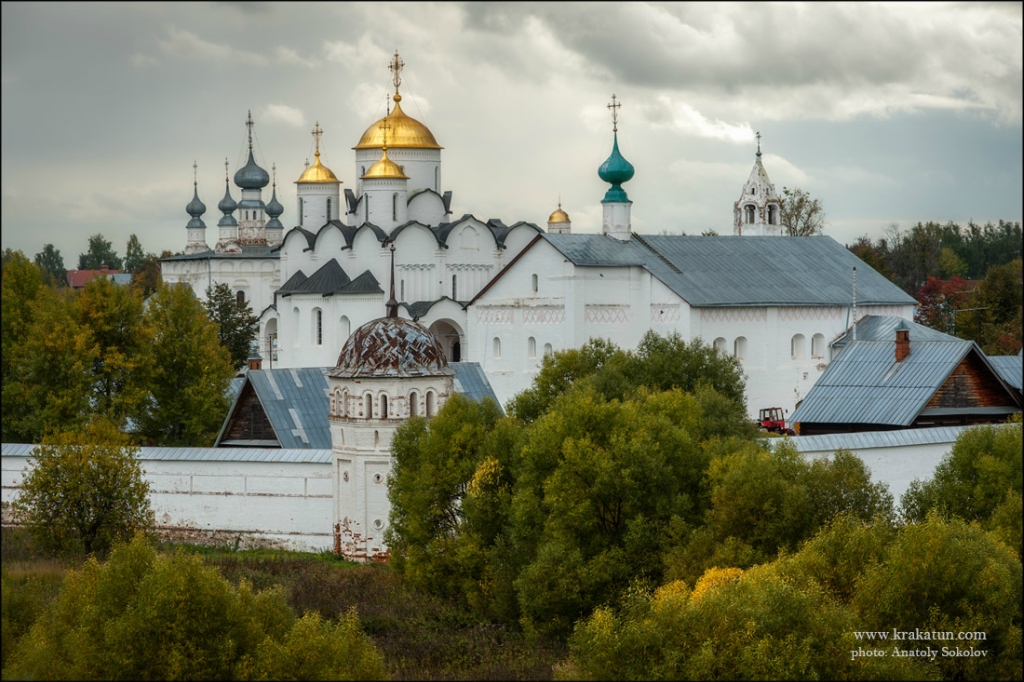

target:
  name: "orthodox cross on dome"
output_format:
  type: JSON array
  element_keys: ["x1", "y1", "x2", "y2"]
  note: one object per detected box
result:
[
  {"x1": 272, "y1": 162, "x2": 277, "y2": 188},
  {"x1": 193, "y1": 160, "x2": 198, "y2": 188},
  {"x1": 224, "y1": 157, "x2": 230, "y2": 182},
  {"x1": 389, "y1": 50, "x2": 405, "y2": 96},
  {"x1": 312, "y1": 121, "x2": 323, "y2": 156},
  {"x1": 387, "y1": 243, "x2": 398, "y2": 318},
  {"x1": 246, "y1": 110, "x2": 255, "y2": 152},
  {"x1": 756, "y1": 131, "x2": 762, "y2": 156},
  {"x1": 607, "y1": 94, "x2": 621, "y2": 133},
  {"x1": 379, "y1": 118, "x2": 392, "y2": 149}
]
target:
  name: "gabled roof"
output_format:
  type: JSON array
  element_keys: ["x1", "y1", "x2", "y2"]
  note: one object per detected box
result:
[
  {"x1": 833, "y1": 315, "x2": 955, "y2": 349},
  {"x1": 989, "y1": 355, "x2": 1023, "y2": 392},
  {"x1": 277, "y1": 269, "x2": 308, "y2": 294},
  {"x1": 790, "y1": 339, "x2": 1020, "y2": 427},
  {"x1": 295, "y1": 260, "x2": 351, "y2": 294},
  {"x1": 215, "y1": 367, "x2": 334, "y2": 449},
  {"x1": 214, "y1": 362, "x2": 504, "y2": 449},
  {"x1": 537, "y1": 234, "x2": 915, "y2": 308},
  {"x1": 342, "y1": 270, "x2": 383, "y2": 294}
]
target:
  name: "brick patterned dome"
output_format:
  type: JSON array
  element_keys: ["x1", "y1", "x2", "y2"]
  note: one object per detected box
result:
[{"x1": 329, "y1": 317, "x2": 454, "y2": 378}]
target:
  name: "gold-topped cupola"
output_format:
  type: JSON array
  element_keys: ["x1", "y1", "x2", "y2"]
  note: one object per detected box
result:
[
  {"x1": 354, "y1": 51, "x2": 442, "y2": 150},
  {"x1": 296, "y1": 122, "x2": 341, "y2": 184}
]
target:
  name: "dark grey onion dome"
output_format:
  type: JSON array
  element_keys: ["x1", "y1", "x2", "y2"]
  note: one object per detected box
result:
[
  {"x1": 329, "y1": 317, "x2": 455, "y2": 378},
  {"x1": 218, "y1": 213, "x2": 238, "y2": 227},
  {"x1": 266, "y1": 217, "x2": 284, "y2": 229},
  {"x1": 266, "y1": 186, "x2": 284, "y2": 218},
  {"x1": 186, "y1": 186, "x2": 206, "y2": 218},
  {"x1": 234, "y1": 150, "x2": 270, "y2": 189},
  {"x1": 218, "y1": 182, "x2": 238, "y2": 214}
]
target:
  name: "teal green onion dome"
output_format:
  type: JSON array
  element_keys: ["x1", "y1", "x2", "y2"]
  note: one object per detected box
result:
[
  {"x1": 234, "y1": 150, "x2": 271, "y2": 189},
  {"x1": 598, "y1": 133, "x2": 634, "y2": 202},
  {"x1": 185, "y1": 185, "x2": 206, "y2": 227}
]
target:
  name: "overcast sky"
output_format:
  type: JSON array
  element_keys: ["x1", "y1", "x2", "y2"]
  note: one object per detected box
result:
[{"x1": 2, "y1": 2, "x2": 1021, "y2": 265}]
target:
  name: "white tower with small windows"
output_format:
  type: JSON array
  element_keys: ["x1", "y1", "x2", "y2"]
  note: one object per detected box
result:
[
  {"x1": 295, "y1": 122, "x2": 342, "y2": 230},
  {"x1": 733, "y1": 132, "x2": 782, "y2": 236},
  {"x1": 327, "y1": 246, "x2": 454, "y2": 561}
]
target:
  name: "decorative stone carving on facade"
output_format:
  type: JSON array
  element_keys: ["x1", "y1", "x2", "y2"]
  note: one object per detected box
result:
[
  {"x1": 651, "y1": 305, "x2": 682, "y2": 323},
  {"x1": 778, "y1": 307, "x2": 845, "y2": 322},
  {"x1": 477, "y1": 308, "x2": 516, "y2": 324},
  {"x1": 585, "y1": 305, "x2": 631, "y2": 324},
  {"x1": 700, "y1": 308, "x2": 768, "y2": 324},
  {"x1": 523, "y1": 307, "x2": 566, "y2": 325}
]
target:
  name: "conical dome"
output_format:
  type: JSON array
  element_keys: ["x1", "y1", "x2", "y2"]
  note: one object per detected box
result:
[
  {"x1": 234, "y1": 150, "x2": 270, "y2": 189},
  {"x1": 354, "y1": 97, "x2": 442, "y2": 150}
]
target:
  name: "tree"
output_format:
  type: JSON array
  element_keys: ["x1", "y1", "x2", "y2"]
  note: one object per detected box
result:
[
  {"x1": 138, "y1": 283, "x2": 236, "y2": 445},
  {"x1": 33, "y1": 243, "x2": 67, "y2": 287},
  {"x1": 914, "y1": 275, "x2": 971, "y2": 336},
  {"x1": 12, "y1": 420, "x2": 152, "y2": 555},
  {"x1": 779, "y1": 186, "x2": 825, "y2": 236},
  {"x1": 1, "y1": 251, "x2": 44, "y2": 441},
  {"x1": 205, "y1": 282, "x2": 259, "y2": 370},
  {"x1": 3, "y1": 285, "x2": 97, "y2": 442},
  {"x1": 4, "y1": 533, "x2": 387, "y2": 680},
  {"x1": 901, "y1": 417, "x2": 1022, "y2": 525},
  {"x1": 77, "y1": 233, "x2": 123, "y2": 271},
  {"x1": 955, "y1": 258, "x2": 1023, "y2": 354},
  {"x1": 73, "y1": 275, "x2": 152, "y2": 430},
  {"x1": 123, "y1": 233, "x2": 148, "y2": 274},
  {"x1": 130, "y1": 250, "x2": 169, "y2": 298}
]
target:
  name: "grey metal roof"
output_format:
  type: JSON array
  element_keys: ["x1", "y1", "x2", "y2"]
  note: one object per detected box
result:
[
  {"x1": 451, "y1": 362, "x2": 503, "y2": 411},
  {"x1": 296, "y1": 260, "x2": 351, "y2": 294},
  {"x1": 160, "y1": 245, "x2": 280, "y2": 262},
  {"x1": 401, "y1": 297, "x2": 459, "y2": 319},
  {"x1": 1, "y1": 442, "x2": 331, "y2": 464},
  {"x1": 278, "y1": 269, "x2": 308, "y2": 294},
  {"x1": 790, "y1": 339, "x2": 979, "y2": 426},
  {"x1": 776, "y1": 425, "x2": 974, "y2": 453},
  {"x1": 342, "y1": 270, "x2": 383, "y2": 294},
  {"x1": 833, "y1": 315, "x2": 956, "y2": 349},
  {"x1": 989, "y1": 355, "x2": 1023, "y2": 391},
  {"x1": 542, "y1": 234, "x2": 915, "y2": 308}
]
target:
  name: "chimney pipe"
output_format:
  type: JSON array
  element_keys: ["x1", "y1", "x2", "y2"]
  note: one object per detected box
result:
[{"x1": 895, "y1": 329, "x2": 910, "y2": 362}]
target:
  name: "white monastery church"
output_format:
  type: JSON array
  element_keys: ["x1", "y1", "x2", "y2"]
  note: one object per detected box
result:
[{"x1": 161, "y1": 52, "x2": 915, "y2": 419}]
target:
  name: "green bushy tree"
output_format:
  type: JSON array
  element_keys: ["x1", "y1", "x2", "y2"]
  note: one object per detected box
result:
[
  {"x1": 204, "y1": 282, "x2": 260, "y2": 370},
  {"x1": 77, "y1": 233, "x2": 123, "y2": 271},
  {"x1": 33, "y1": 243, "x2": 67, "y2": 287},
  {"x1": 4, "y1": 534, "x2": 386, "y2": 680},
  {"x1": 12, "y1": 420, "x2": 152, "y2": 556}
]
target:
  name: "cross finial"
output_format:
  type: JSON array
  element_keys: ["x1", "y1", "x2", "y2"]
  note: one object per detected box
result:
[
  {"x1": 272, "y1": 162, "x2": 277, "y2": 188},
  {"x1": 607, "y1": 94, "x2": 621, "y2": 133},
  {"x1": 246, "y1": 110, "x2": 254, "y2": 152},
  {"x1": 311, "y1": 121, "x2": 323, "y2": 156},
  {"x1": 193, "y1": 160, "x2": 198, "y2": 187},
  {"x1": 224, "y1": 157, "x2": 229, "y2": 183},
  {"x1": 387, "y1": 243, "x2": 398, "y2": 318},
  {"x1": 756, "y1": 131, "x2": 762, "y2": 156},
  {"x1": 389, "y1": 50, "x2": 405, "y2": 96},
  {"x1": 378, "y1": 118, "x2": 392, "y2": 149}
]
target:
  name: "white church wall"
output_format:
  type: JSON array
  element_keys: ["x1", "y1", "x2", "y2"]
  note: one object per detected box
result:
[
  {"x1": 2, "y1": 451, "x2": 333, "y2": 552},
  {"x1": 407, "y1": 191, "x2": 446, "y2": 225}
]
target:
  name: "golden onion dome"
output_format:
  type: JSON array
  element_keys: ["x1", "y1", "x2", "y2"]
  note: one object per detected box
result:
[
  {"x1": 295, "y1": 152, "x2": 340, "y2": 184},
  {"x1": 361, "y1": 147, "x2": 409, "y2": 180},
  {"x1": 548, "y1": 203, "x2": 570, "y2": 223},
  {"x1": 354, "y1": 96, "x2": 442, "y2": 150}
]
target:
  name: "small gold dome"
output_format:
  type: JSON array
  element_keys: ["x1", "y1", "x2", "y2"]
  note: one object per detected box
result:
[
  {"x1": 354, "y1": 99, "x2": 442, "y2": 150},
  {"x1": 548, "y1": 203, "x2": 570, "y2": 223},
  {"x1": 295, "y1": 152, "x2": 341, "y2": 184},
  {"x1": 361, "y1": 148, "x2": 409, "y2": 180}
]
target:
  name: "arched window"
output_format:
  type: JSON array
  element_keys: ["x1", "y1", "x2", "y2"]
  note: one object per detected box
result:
[
  {"x1": 493, "y1": 337, "x2": 501, "y2": 359},
  {"x1": 812, "y1": 333, "x2": 826, "y2": 359},
  {"x1": 544, "y1": 343, "x2": 553, "y2": 357},
  {"x1": 750, "y1": 187, "x2": 756, "y2": 195},
  {"x1": 236, "y1": 290, "x2": 245, "y2": 305},
  {"x1": 528, "y1": 336, "x2": 536, "y2": 359},
  {"x1": 434, "y1": 167, "x2": 439, "y2": 192},
  {"x1": 392, "y1": 193, "x2": 397, "y2": 221},
  {"x1": 532, "y1": 274, "x2": 538, "y2": 293},
  {"x1": 734, "y1": 336, "x2": 748, "y2": 361},
  {"x1": 401, "y1": 280, "x2": 405, "y2": 300},
  {"x1": 452, "y1": 274, "x2": 457, "y2": 299},
  {"x1": 791, "y1": 334, "x2": 806, "y2": 360},
  {"x1": 341, "y1": 389, "x2": 348, "y2": 417},
  {"x1": 298, "y1": 198, "x2": 303, "y2": 226},
  {"x1": 426, "y1": 391, "x2": 435, "y2": 418},
  {"x1": 327, "y1": 197, "x2": 332, "y2": 221},
  {"x1": 745, "y1": 205, "x2": 756, "y2": 224},
  {"x1": 768, "y1": 204, "x2": 777, "y2": 225},
  {"x1": 381, "y1": 394, "x2": 389, "y2": 418},
  {"x1": 714, "y1": 337, "x2": 727, "y2": 355},
  {"x1": 313, "y1": 308, "x2": 323, "y2": 346},
  {"x1": 409, "y1": 391, "x2": 419, "y2": 417},
  {"x1": 374, "y1": 430, "x2": 379, "y2": 449},
  {"x1": 340, "y1": 315, "x2": 351, "y2": 341},
  {"x1": 364, "y1": 393, "x2": 373, "y2": 418}
]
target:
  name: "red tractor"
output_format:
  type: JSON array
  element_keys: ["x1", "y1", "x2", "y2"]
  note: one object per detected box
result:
[{"x1": 757, "y1": 407, "x2": 795, "y2": 436}]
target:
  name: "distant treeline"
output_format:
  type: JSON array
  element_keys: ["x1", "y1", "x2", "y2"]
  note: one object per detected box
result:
[{"x1": 848, "y1": 220, "x2": 1022, "y2": 295}]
